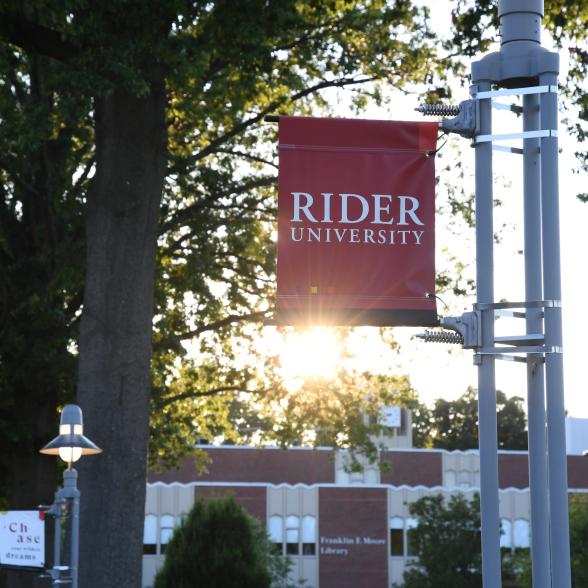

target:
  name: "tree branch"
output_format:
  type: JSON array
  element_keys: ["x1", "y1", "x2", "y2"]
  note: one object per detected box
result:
[
  {"x1": 178, "y1": 74, "x2": 378, "y2": 170},
  {"x1": 155, "y1": 385, "x2": 263, "y2": 408},
  {"x1": 160, "y1": 175, "x2": 275, "y2": 235},
  {"x1": 186, "y1": 309, "x2": 269, "y2": 337},
  {"x1": 214, "y1": 148, "x2": 278, "y2": 169},
  {"x1": 0, "y1": 158, "x2": 42, "y2": 200},
  {"x1": 154, "y1": 310, "x2": 269, "y2": 352},
  {"x1": 0, "y1": 11, "x2": 77, "y2": 61}
]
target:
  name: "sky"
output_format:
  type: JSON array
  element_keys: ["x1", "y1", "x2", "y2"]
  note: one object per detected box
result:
[
  {"x1": 269, "y1": 0, "x2": 588, "y2": 418},
  {"x1": 401, "y1": 0, "x2": 588, "y2": 417}
]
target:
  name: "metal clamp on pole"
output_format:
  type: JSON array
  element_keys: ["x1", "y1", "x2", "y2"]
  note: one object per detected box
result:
[
  {"x1": 417, "y1": 310, "x2": 482, "y2": 349},
  {"x1": 416, "y1": 100, "x2": 477, "y2": 138}
]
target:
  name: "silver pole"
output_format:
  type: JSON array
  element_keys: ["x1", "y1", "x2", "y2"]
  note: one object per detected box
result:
[
  {"x1": 473, "y1": 79, "x2": 502, "y2": 588},
  {"x1": 523, "y1": 92, "x2": 551, "y2": 588},
  {"x1": 63, "y1": 468, "x2": 80, "y2": 588},
  {"x1": 52, "y1": 490, "x2": 63, "y2": 572},
  {"x1": 540, "y1": 70, "x2": 571, "y2": 588}
]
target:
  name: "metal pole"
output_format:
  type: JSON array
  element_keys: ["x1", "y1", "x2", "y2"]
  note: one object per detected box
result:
[
  {"x1": 52, "y1": 489, "x2": 63, "y2": 572},
  {"x1": 523, "y1": 92, "x2": 551, "y2": 588},
  {"x1": 63, "y1": 468, "x2": 80, "y2": 588},
  {"x1": 540, "y1": 70, "x2": 571, "y2": 588},
  {"x1": 473, "y1": 79, "x2": 502, "y2": 588}
]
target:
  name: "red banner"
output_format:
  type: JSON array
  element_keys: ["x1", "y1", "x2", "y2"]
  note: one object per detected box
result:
[{"x1": 276, "y1": 116, "x2": 438, "y2": 326}]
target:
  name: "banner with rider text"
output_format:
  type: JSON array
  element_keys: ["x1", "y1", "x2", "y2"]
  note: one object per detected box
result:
[{"x1": 276, "y1": 116, "x2": 438, "y2": 326}]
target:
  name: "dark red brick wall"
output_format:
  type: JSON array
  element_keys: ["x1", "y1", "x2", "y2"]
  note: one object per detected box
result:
[
  {"x1": 380, "y1": 450, "x2": 443, "y2": 486},
  {"x1": 148, "y1": 447, "x2": 335, "y2": 485},
  {"x1": 193, "y1": 485, "x2": 267, "y2": 523},
  {"x1": 566, "y1": 455, "x2": 588, "y2": 489},
  {"x1": 498, "y1": 453, "x2": 588, "y2": 489},
  {"x1": 499, "y1": 453, "x2": 529, "y2": 489},
  {"x1": 148, "y1": 447, "x2": 588, "y2": 490},
  {"x1": 319, "y1": 487, "x2": 388, "y2": 588}
]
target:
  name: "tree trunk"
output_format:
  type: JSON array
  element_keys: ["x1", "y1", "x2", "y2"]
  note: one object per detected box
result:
[{"x1": 76, "y1": 72, "x2": 166, "y2": 588}]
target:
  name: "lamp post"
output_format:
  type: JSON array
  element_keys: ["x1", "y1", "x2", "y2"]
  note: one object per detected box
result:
[{"x1": 40, "y1": 404, "x2": 101, "y2": 588}]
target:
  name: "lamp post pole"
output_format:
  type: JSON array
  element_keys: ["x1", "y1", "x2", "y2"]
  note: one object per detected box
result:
[
  {"x1": 40, "y1": 404, "x2": 101, "y2": 588},
  {"x1": 421, "y1": 2, "x2": 570, "y2": 585}
]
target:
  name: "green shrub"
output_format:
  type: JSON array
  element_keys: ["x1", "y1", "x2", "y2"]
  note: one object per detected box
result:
[{"x1": 154, "y1": 495, "x2": 272, "y2": 588}]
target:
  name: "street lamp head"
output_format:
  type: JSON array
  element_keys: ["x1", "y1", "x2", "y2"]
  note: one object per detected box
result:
[{"x1": 40, "y1": 404, "x2": 102, "y2": 464}]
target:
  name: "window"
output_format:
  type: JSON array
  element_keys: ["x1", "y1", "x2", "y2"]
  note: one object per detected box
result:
[
  {"x1": 269, "y1": 515, "x2": 283, "y2": 555},
  {"x1": 500, "y1": 519, "x2": 512, "y2": 549},
  {"x1": 160, "y1": 514, "x2": 175, "y2": 555},
  {"x1": 269, "y1": 514, "x2": 316, "y2": 557},
  {"x1": 301, "y1": 515, "x2": 316, "y2": 555},
  {"x1": 406, "y1": 518, "x2": 418, "y2": 557},
  {"x1": 143, "y1": 514, "x2": 157, "y2": 555},
  {"x1": 513, "y1": 519, "x2": 530, "y2": 549},
  {"x1": 143, "y1": 514, "x2": 181, "y2": 555},
  {"x1": 390, "y1": 517, "x2": 404, "y2": 557},
  {"x1": 285, "y1": 515, "x2": 300, "y2": 555}
]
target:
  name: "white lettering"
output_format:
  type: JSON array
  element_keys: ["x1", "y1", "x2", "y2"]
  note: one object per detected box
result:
[
  {"x1": 371, "y1": 194, "x2": 394, "y2": 224},
  {"x1": 364, "y1": 229, "x2": 376, "y2": 244},
  {"x1": 289, "y1": 227, "x2": 426, "y2": 245},
  {"x1": 322, "y1": 193, "x2": 333, "y2": 223},
  {"x1": 398, "y1": 196, "x2": 424, "y2": 225},
  {"x1": 320, "y1": 546, "x2": 349, "y2": 556},
  {"x1": 340, "y1": 193, "x2": 369, "y2": 224},
  {"x1": 290, "y1": 227, "x2": 304, "y2": 242},
  {"x1": 291, "y1": 192, "x2": 318, "y2": 222},
  {"x1": 288, "y1": 192, "x2": 425, "y2": 225},
  {"x1": 362, "y1": 537, "x2": 386, "y2": 545},
  {"x1": 307, "y1": 227, "x2": 321, "y2": 242}
]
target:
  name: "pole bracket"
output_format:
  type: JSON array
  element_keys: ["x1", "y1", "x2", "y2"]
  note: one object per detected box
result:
[
  {"x1": 417, "y1": 100, "x2": 477, "y2": 138},
  {"x1": 417, "y1": 311, "x2": 481, "y2": 349},
  {"x1": 440, "y1": 100, "x2": 477, "y2": 138}
]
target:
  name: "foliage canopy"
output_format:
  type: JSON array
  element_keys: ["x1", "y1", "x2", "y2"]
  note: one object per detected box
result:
[
  {"x1": 0, "y1": 1, "x2": 586, "y2": 586},
  {"x1": 429, "y1": 387, "x2": 527, "y2": 451}
]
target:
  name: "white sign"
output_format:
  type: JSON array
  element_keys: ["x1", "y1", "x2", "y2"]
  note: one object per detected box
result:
[
  {"x1": 0, "y1": 511, "x2": 45, "y2": 568},
  {"x1": 381, "y1": 406, "x2": 401, "y2": 428}
]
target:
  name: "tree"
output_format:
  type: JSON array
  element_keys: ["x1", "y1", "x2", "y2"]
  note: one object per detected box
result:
[
  {"x1": 399, "y1": 493, "x2": 482, "y2": 588},
  {"x1": 153, "y1": 495, "x2": 272, "y2": 588},
  {"x1": 0, "y1": 2, "x2": 442, "y2": 587},
  {"x1": 569, "y1": 495, "x2": 588, "y2": 587},
  {"x1": 430, "y1": 387, "x2": 527, "y2": 451},
  {"x1": 430, "y1": 387, "x2": 480, "y2": 451},
  {"x1": 401, "y1": 493, "x2": 529, "y2": 588}
]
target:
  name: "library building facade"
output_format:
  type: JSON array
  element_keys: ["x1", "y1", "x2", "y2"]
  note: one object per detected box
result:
[{"x1": 142, "y1": 410, "x2": 588, "y2": 588}]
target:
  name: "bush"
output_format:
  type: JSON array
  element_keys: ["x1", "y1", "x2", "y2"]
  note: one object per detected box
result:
[
  {"x1": 153, "y1": 495, "x2": 272, "y2": 588},
  {"x1": 400, "y1": 493, "x2": 482, "y2": 588}
]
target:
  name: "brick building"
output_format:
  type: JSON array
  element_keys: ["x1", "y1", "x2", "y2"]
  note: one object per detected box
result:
[{"x1": 142, "y1": 412, "x2": 588, "y2": 587}]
